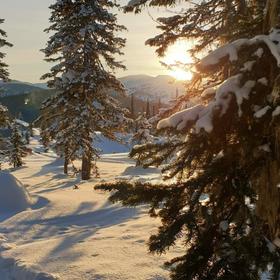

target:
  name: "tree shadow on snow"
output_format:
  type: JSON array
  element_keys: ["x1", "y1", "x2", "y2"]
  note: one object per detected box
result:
[
  {"x1": 24, "y1": 201, "x2": 140, "y2": 264},
  {"x1": 26, "y1": 174, "x2": 81, "y2": 194},
  {"x1": 99, "y1": 154, "x2": 134, "y2": 164},
  {"x1": 24, "y1": 158, "x2": 65, "y2": 179},
  {"x1": 121, "y1": 166, "x2": 161, "y2": 176}
]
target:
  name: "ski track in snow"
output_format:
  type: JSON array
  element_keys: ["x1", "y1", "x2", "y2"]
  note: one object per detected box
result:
[{"x1": 0, "y1": 138, "x2": 180, "y2": 279}]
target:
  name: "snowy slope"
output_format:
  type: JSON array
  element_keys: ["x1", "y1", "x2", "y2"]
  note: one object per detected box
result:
[{"x1": 0, "y1": 138, "x2": 181, "y2": 279}]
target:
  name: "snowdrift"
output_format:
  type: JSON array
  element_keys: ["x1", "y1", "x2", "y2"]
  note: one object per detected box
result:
[
  {"x1": 0, "y1": 172, "x2": 31, "y2": 213},
  {"x1": 95, "y1": 132, "x2": 131, "y2": 154},
  {"x1": 0, "y1": 258, "x2": 60, "y2": 280}
]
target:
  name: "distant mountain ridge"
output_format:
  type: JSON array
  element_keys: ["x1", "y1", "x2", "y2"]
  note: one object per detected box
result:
[
  {"x1": 1, "y1": 74, "x2": 185, "y2": 101},
  {"x1": 120, "y1": 74, "x2": 185, "y2": 102},
  {"x1": 0, "y1": 75, "x2": 184, "y2": 122},
  {"x1": 33, "y1": 83, "x2": 49, "y2": 90},
  {"x1": 0, "y1": 80, "x2": 46, "y2": 97},
  {"x1": 0, "y1": 83, "x2": 56, "y2": 122}
]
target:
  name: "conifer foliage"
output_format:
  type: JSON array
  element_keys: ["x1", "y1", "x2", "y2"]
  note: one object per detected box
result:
[
  {"x1": 125, "y1": 0, "x2": 264, "y2": 57},
  {"x1": 9, "y1": 121, "x2": 27, "y2": 168},
  {"x1": 0, "y1": 19, "x2": 12, "y2": 159},
  {"x1": 0, "y1": 104, "x2": 8, "y2": 129},
  {"x1": 96, "y1": 0, "x2": 280, "y2": 279},
  {"x1": 39, "y1": 0, "x2": 127, "y2": 179},
  {"x1": 0, "y1": 19, "x2": 11, "y2": 127},
  {"x1": 132, "y1": 113, "x2": 153, "y2": 145},
  {"x1": 0, "y1": 18, "x2": 12, "y2": 81}
]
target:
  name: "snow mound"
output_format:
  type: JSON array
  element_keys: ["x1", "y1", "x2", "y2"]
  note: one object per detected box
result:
[
  {"x1": 0, "y1": 258, "x2": 60, "y2": 280},
  {"x1": 0, "y1": 172, "x2": 31, "y2": 213}
]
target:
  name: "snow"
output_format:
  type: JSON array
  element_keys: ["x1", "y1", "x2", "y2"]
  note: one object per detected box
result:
[
  {"x1": 0, "y1": 172, "x2": 31, "y2": 214},
  {"x1": 95, "y1": 132, "x2": 131, "y2": 154},
  {"x1": 258, "y1": 144, "x2": 271, "y2": 153},
  {"x1": 0, "y1": 137, "x2": 180, "y2": 279},
  {"x1": 215, "y1": 75, "x2": 255, "y2": 116},
  {"x1": 272, "y1": 106, "x2": 280, "y2": 117},
  {"x1": 254, "y1": 106, "x2": 271, "y2": 118},
  {"x1": 15, "y1": 119, "x2": 29, "y2": 128},
  {"x1": 219, "y1": 221, "x2": 229, "y2": 231},
  {"x1": 160, "y1": 30, "x2": 280, "y2": 134},
  {"x1": 201, "y1": 87, "x2": 216, "y2": 98},
  {"x1": 200, "y1": 38, "x2": 248, "y2": 67},
  {"x1": 257, "y1": 77, "x2": 268, "y2": 86},
  {"x1": 157, "y1": 105, "x2": 205, "y2": 130},
  {"x1": 241, "y1": 60, "x2": 255, "y2": 72},
  {"x1": 158, "y1": 74, "x2": 256, "y2": 132},
  {"x1": 0, "y1": 258, "x2": 60, "y2": 280},
  {"x1": 254, "y1": 48, "x2": 264, "y2": 58},
  {"x1": 199, "y1": 29, "x2": 280, "y2": 69}
]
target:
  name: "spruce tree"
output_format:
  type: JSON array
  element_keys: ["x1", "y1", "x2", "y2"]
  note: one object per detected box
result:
[
  {"x1": 0, "y1": 19, "x2": 12, "y2": 163},
  {"x1": 29, "y1": 122, "x2": 33, "y2": 137},
  {"x1": 0, "y1": 18, "x2": 12, "y2": 81},
  {"x1": 9, "y1": 121, "x2": 27, "y2": 168},
  {"x1": 0, "y1": 18, "x2": 11, "y2": 128},
  {"x1": 0, "y1": 104, "x2": 8, "y2": 128},
  {"x1": 132, "y1": 113, "x2": 153, "y2": 145},
  {"x1": 24, "y1": 129, "x2": 30, "y2": 145},
  {"x1": 130, "y1": 92, "x2": 135, "y2": 118},
  {"x1": 146, "y1": 98, "x2": 151, "y2": 118},
  {"x1": 39, "y1": 0, "x2": 127, "y2": 179},
  {"x1": 96, "y1": 0, "x2": 280, "y2": 279},
  {"x1": 0, "y1": 105, "x2": 8, "y2": 166}
]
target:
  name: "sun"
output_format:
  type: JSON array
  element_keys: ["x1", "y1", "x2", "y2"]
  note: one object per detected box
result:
[
  {"x1": 170, "y1": 68, "x2": 193, "y2": 81},
  {"x1": 162, "y1": 40, "x2": 193, "y2": 81}
]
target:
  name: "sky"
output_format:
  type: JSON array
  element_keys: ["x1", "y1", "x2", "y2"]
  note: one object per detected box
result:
[{"x1": 1, "y1": 0, "x2": 182, "y2": 83}]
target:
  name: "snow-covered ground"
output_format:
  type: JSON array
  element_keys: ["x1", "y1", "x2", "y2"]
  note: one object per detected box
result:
[{"x1": 0, "y1": 137, "x2": 181, "y2": 279}]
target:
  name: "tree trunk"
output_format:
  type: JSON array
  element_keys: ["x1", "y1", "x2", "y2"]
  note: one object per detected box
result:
[
  {"x1": 264, "y1": 0, "x2": 280, "y2": 32},
  {"x1": 256, "y1": 160, "x2": 280, "y2": 240},
  {"x1": 64, "y1": 146, "x2": 69, "y2": 174},
  {"x1": 81, "y1": 154, "x2": 91, "y2": 180},
  {"x1": 64, "y1": 157, "x2": 69, "y2": 174},
  {"x1": 258, "y1": 0, "x2": 280, "y2": 242}
]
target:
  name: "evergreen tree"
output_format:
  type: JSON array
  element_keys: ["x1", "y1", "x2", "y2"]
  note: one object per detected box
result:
[
  {"x1": 157, "y1": 97, "x2": 161, "y2": 115},
  {"x1": 24, "y1": 129, "x2": 30, "y2": 145},
  {"x1": 132, "y1": 113, "x2": 153, "y2": 145},
  {"x1": 96, "y1": 1, "x2": 280, "y2": 279},
  {"x1": 39, "y1": 0, "x2": 128, "y2": 179},
  {"x1": 0, "y1": 104, "x2": 8, "y2": 128},
  {"x1": 146, "y1": 98, "x2": 150, "y2": 118},
  {"x1": 131, "y1": 92, "x2": 135, "y2": 118},
  {"x1": 9, "y1": 121, "x2": 27, "y2": 168},
  {"x1": 0, "y1": 18, "x2": 11, "y2": 128},
  {"x1": 0, "y1": 18, "x2": 12, "y2": 81},
  {"x1": 0, "y1": 19, "x2": 12, "y2": 164},
  {"x1": 0, "y1": 104, "x2": 9, "y2": 165},
  {"x1": 29, "y1": 122, "x2": 34, "y2": 137}
]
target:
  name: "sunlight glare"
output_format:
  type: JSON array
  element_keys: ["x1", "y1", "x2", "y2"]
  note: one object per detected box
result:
[
  {"x1": 163, "y1": 40, "x2": 193, "y2": 81},
  {"x1": 170, "y1": 68, "x2": 193, "y2": 81}
]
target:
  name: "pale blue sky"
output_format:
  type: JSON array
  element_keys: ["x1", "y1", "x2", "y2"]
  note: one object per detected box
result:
[{"x1": 1, "y1": 0, "x2": 175, "y2": 83}]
